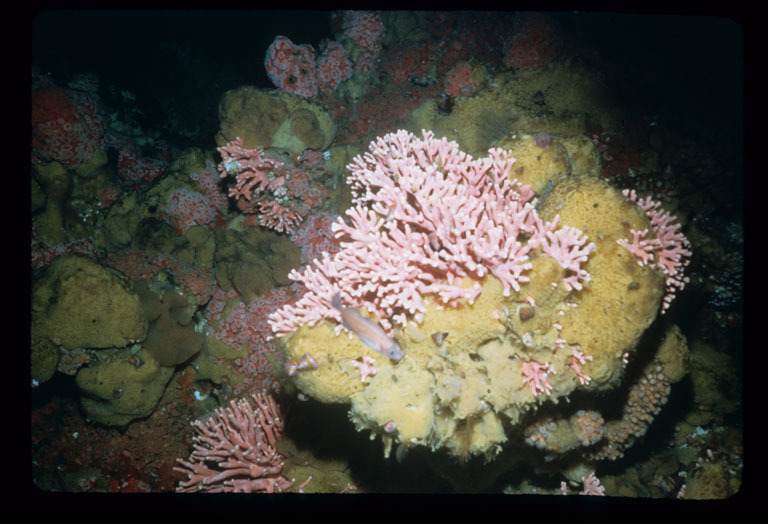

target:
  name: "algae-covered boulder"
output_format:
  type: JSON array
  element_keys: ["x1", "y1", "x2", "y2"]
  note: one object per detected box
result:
[
  {"x1": 273, "y1": 130, "x2": 672, "y2": 461},
  {"x1": 405, "y1": 58, "x2": 622, "y2": 158},
  {"x1": 536, "y1": 175, "x2": 665, "y2": 388},
  {"x1": 216, "y1": 87, "x2": 289, "y2": 149},
  {"x1": 31, "y1": 331, "x2": 59, "y2": 384},
  {"x1": 73, "y1": 148, "x2": 109, "y2": 179},
  {"x1": 31, "y1": 160, "x2": 71, "y2": 245},
  {"x1": 494, "y1": 131, "x2": 573, "y2": 195},
  {"x1": 216, "y1": 86, "x2": 336, "y2": 155},
  {"x1": 32, "y1": 254, "x2": 147, "y2": 349},
  {"x1": 138, "y1": 286, "x2": 203, "y2": 367},
  {"x1": 75, "y1": 348, "x2": 173, "y2": 426},
  {"x1": 96, "y1": 149, "x2": 219, "y2": 257},
  {"x1": 214, "y1": 223, "x2": 302, "y2": 302},
  {"x1": 266, "y1": 124, "x2": 693, "y2": 470},
  {"x1": 686, "y1": 462, "x2": 739, "y2": 499}
]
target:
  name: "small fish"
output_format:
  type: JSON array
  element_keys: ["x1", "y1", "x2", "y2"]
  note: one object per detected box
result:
[
  {"x1": 409, "y1": 75, "x2": 436, "y2": 87},
  {"x1": 331, "y1": 294, "x2": 404, "y2": 363}
]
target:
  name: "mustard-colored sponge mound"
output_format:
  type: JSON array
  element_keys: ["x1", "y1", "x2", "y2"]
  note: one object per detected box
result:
[
  {"x1": 32, "y1": 254, "x2": 147, "y2": 350},
  {"x1": 277, "y1": 168, "x2": 667, "y2": 460}
]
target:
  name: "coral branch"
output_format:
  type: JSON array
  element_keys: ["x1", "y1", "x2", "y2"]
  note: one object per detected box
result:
[{"x1": 174, "y1": 392, "x2": 292, "y2": 493}]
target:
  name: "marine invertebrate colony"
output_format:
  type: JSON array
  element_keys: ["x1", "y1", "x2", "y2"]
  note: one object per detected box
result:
[
  {"x1": 267, "y1": 129, "x2": 691, "y2": 463},
  {"x1": 174, "y1": 392, "x2": 291, "y2": 493},
  {"x1": 268, "y1": 129, "x2": 594, "y2": 337}
]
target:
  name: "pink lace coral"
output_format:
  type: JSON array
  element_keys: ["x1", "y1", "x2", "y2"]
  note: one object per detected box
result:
[
  {"x1": 268, "y1": 130, "x2": 595, "y2": 338},
  {"x1": 617, "y1": 189, "x2": 692, "y2": 313},
  {"x1": 174, "y1": 392, "x2": 291, "y2": 493},
  {"x1": 217, "y1": 137, "x2": 304, "y2": 233}
]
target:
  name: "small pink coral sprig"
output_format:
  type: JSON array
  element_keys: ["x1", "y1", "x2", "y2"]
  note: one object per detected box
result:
[
  {"x1": 569, "y1": 346, "x2": 593, "y2": 385},
  {"x1": 522, "y1": 360, "x2": 556, "y2": 396},
  {"x1": 617, "y1": 189, "x2": 692, "y2": 313},
  {"x1": 537, "y1": 218, "x2": 596, "y2": 291},
  {"x1": 351, "y1": 355, "x2": 379, "y2": 382}
]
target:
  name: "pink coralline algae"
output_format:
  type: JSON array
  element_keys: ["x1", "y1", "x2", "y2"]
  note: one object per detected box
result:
[
  {"x1": 569, "y1": 346, "x2": 593, "y2": 385},
  {"x1": 559, "y1": 472, "x2": 606, "y2": 496},
  {"x1": 617, "y1": 189, "x2": 692, "y2": 313},
  {"x1": 174, "y1": 391, "x2": 292, "y2": 493},
  {"x1": 31, "y1": 87, "x2": 105, "y2": 167},
  {"x1": 351, "y1": 355, "x2": 380, "y2": 382},
  {"x1": 580, "y1": 472, "x2": 606, "y2": 496},
  {"x1": 268, "y1": 129, "x2": 595, "y2": 338}
]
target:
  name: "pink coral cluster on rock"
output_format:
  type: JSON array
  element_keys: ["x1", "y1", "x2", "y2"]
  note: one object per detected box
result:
[
  {"x1": 31, "y1": 233, "x2": 96, "y2": 269},
  {"x1": 103, "y1": 250, "x2": 215, "y2": 305},
  {"x1": 617, "y1": 189, "x2": 692, "y2": 313},
  {"x1": 217, "y1": 137, "x2": 304, "y2": 233},
  {"x1": 174, "y1": 392, "x2": 292, "y2": 493},
  {"x1": 205, "y1": 285, "x2": 296, "y2": 395},
  {"x1": 218, "y1": 138, "x2": 285, "y2": 200},
  {"x1": 588, "y1": 357, "x2": 673, "y2": 461},
  {"x1": 379, "y1": 41, "x2": 437, "y2": 86},
  {"x1": 268, "y1": 129, "x2": 595, "y2": 338}
]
